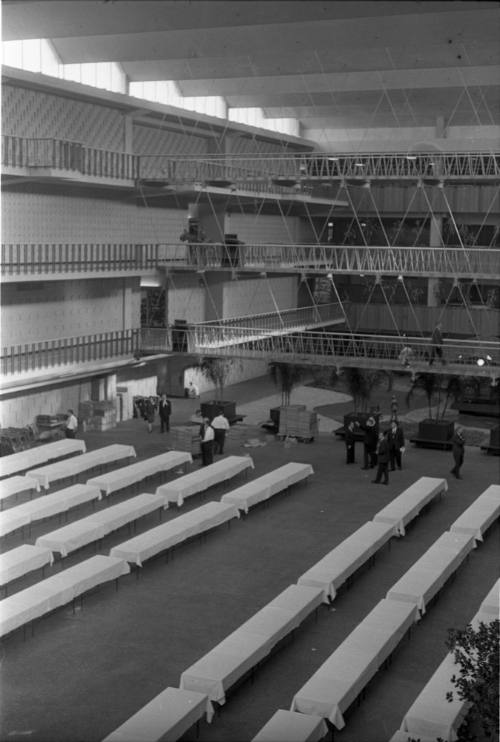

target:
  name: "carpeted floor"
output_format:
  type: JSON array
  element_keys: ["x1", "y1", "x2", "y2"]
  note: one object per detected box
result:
[{"x1": 0, "y1": 374, "x2": 498, "y2": 742}]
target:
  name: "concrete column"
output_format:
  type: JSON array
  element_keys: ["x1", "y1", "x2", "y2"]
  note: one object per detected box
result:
[{"x1": 427, "y1": 216, "x2": 443, "y2": 307}]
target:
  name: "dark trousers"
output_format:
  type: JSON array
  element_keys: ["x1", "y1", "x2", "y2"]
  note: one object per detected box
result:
[
  {"x1": 429, "y1": 346, "x2": 443, "y2": 365},
  {"x1": 346, "y1": 443, "x2": 355, "y2": 464},
  {"x1": 451, "y1": 452, "x2": 463, "y2": 476},
  {"x1": 160, "y1": 416, "x2": 170, "y2": 433},
  {"x1": 363, "y1": 446, "x2": 377, "y2": 468},
  {"x1": 201, "y1": 441, "x2": 214, "y2": 466},
  {"x1": 390, "y1": 448, "x2": 402, "y2": 470},
  {"x1": 213, "y1": 429, "x2": 226, "y2": 455},
  {"x1": 65, "y1": 429, "x2": 76, "y2": 439},
  {"x1": 374, "y1": 462, "x2": 389, "y2": 484}
]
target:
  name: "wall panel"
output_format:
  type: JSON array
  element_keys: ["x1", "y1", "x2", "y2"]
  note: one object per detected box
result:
[{"x1": 227, "y1": 213, "x2": 301, "y2": 243}]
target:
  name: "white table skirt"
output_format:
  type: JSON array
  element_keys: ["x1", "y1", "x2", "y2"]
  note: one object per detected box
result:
[
  {"x1": 28, "y1": 444, "x2": 136, "y2": 489},
  {"x1": 221, "y1": 462, "x2": 313, "y2": 514},
  {"x1": 157, "y1": 456, "x2": 254, "y2": 507},
  {"x1": 0, "y1": 508, "x2": 31, "y2": 538},
  {"x1": 110, "y1": 501, "x2": 239, "y2": 567},
  {"x1": 450, "y1": 485, "x2": 500, "y2": 542},
  {"x1": 373, "y1": 477, "x2": 448, "y2": 536},
  {"x1": 0, "y1": 439, "x2": 86, "y2": 478},
  {"x1": 386, "y1": 532, "x2": 474, "y2": 615},
  {"x1": 0, "y1": 475, "x2": 41, "y2": 505},
  {"x1": 101, "y1": 686, "x2": 213, "y2": 742},
  {"x1": 0, "y1": 544, "x2": 54, "y2": 587},
  {"x1": 401, "y1": 652, "x2": 470, "y2": 742},
  {"x1": 0, "y1": 555, "x2": 129, "y2": 637},
  {"x1": 298, "y1": 521, "x2": 396, "y2": 602},
  {"x1": 35, "y1": 494, "x2": 167, "y2": 557},
  {"x1": 87, "y1": 451, "x2": 192, "y2": 495},
  {"x1": 2, "y1": 484, "x2": 102, "y2": 530},
  {"x1": 251, "y1": 709, "x2": 329, "y2": 742},
  {"x1": 290, "y1": 599, "x2": 418, "y2": 729},
  {"x1": 478, "y1": 578, "x2": 499, "y2": 616}
]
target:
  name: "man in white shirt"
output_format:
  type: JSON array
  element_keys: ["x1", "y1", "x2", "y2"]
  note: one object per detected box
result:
[
  {"x1": 65, "y1": 409, "x2": 78, "y2": 439},
  {"x1": 199, "y1": 417, "x2": 215, "y2": 466},
  {"x1": 211, "y1": 409, "x2": 230, "y2": 455}
]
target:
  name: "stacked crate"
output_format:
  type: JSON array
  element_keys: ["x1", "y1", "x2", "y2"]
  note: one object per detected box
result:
[
  {"x1": 170, "y1": 425, "x2": 201, "y2": 457},
  {"x1": 78, "y1": 400, "x2": 117, "y2": 432},
  {"x1": 278, "y1": 405, "x2": 318, "y2": 441}
]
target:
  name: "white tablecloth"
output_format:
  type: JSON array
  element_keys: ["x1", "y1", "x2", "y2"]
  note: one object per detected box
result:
[
  {"x1": 87, "y1": 451, "x2": 192, "y2": 495},
  {"x1": 180, "y1": 584, "x2": 324, "y2": 705},
  {"x1": 450, "y1": 484, "x2": 500, "y2": 542},
  {"x1": 28, "y1": 444, "x2": 136, "y2": 489},
  {"x1": 220, "y1": 462, "x2": 313, "y2": 514},
  {"x1": 373, "y1": 477, "x2": 448, "y2": 535},
  {"x1": 101, "y1": 686, "x2": 213, "y2": 742},
  {"x1": 110, "y1": 501, "x2": 240, "y2": 567},
  {"x1": 1, "y1": 484, "x2": 102, "y2": 531},
  {"x1": 0, "y1": 544, "x2": 54, "y2": 587},
  {"x1": 0, "y1": 508, "x2": 32, "y2": 537},
  {"x1": 478, "y1": 578, "x2": 499, "y2": 616},
  {"x1": 35, "y1": 494, "x2": 167, "y2": 557},
  {"x1": 401, "y1": 652, "x2": 470, "y2": 742},
  {"x1": 0, "y1": 475, "x2": 41, "y2": 506},
  {"x1": 386, "y1": 531, "x2": 475, "y2": 615},
  {"x1": 251, "y1": 709, "x2": 329, "y2": 742},
  {"x1": 298, "y1": 521, "x2": 396, "y2": 602},
  {"x1": 0, "y1": 439, "x2": 86, "y2": 478},
  {"x1": 0, "y1": 555, "x2": 129, "y2": 637},
  {"x1": 290, "y1": 598, "x2": 418, "y2": 729},
  {"x1": 157, "y1": 456, "x2": 255, "y2": 507}
]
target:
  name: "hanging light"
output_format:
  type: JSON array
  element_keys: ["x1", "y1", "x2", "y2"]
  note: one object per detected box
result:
[{"x1": 477, "y1": 358, "x2": 485, "y2": 366}]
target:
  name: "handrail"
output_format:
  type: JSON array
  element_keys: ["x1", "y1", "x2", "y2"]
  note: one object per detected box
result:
[
  {"x1": 1, "y1": 329, "x2": 140, "y2": 376},
  {"x1": 195, "y1": 303, "x2": 344, "y2": 330}
]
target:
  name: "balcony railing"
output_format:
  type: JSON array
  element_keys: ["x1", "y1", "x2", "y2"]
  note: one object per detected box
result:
[
  {"x1": 2, "y1": 135, "x2": 138, "y2": 180},
  {"x1": 1, "y1": 329, "x2": 140, "y2": 377}
]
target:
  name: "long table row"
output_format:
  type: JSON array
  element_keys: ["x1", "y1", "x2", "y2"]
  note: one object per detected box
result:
[
  {"x1": 27, "y1": 444, "x2": 137, "y2": 489},
  {"x1": 0, "y1": 438, "x2": 86, "y2": 479}
]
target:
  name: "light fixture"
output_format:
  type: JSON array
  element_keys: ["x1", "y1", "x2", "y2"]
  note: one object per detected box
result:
[
  {"x1": 355, "y1": 162, "x2": 365, "y2": 167},
  {"x1": 477, "y1": 358, "x2": 485, "y2": 367},
  {"x1": 486, "y1": 355, "x2": 493, "y2": 362},
  {"x1": 326, "y1": 272, "x2": 333, "y2": 279},
  {"x1": 328, "y1": 157, "x2": 339, "y2": 162},
  {"x1": 397, "y1": 275, "x2": 404, "y2": 281},
  {"x1": 406, "y1": 155, "x2": 417, "y2": 161}
]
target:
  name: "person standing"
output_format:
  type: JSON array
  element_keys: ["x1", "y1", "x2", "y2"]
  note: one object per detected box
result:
[
  {"x1": 345, "y1": 420, "x2": 357, "y2": 464},
  {"x1": 390, "y1": 394, "x2": 399, "y2": 422},
  {"x1": 450, "y1": 425, "x2": 465, "y2": 479},
  {"x1": 372, "y1": 431, "x2": 390, "y2": 485},
  {"x1": 387, "y1": 420, "x2": 405, "y2": 470},
  {"x1": 429, "y1": 322, "x2": 445, "y2": 365},
  {"x1": 199, "y1": 417, "x2": 215, "y2": 466},
  {"x1": 65, "y1": 409, "x2": 78, "y2": 439},
  {"x1": 361, "y1": 416, "x2": 378, "y2": 469},
  {"x1": 158, "y1": 393, "x2": 172, "y2": 433},
  {"x1": 211, "y1": 408, "x2": 230, "y2": 455},
  {"x1": 144, "y1": 396, "x2": 157, "y2": 433}
]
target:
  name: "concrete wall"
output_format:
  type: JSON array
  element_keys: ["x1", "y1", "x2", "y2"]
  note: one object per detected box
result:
[
  {"x1": 223, "y1": 275, "x2": 298, "y2": 317},
  {"x1": 0, "y1": 378, "x2": 93, "y2": 429},
  {"x1": 227, "y1": 213, "x2": 302, "y2": 244}
]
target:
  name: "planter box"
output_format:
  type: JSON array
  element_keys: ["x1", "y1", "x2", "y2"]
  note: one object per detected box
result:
[
  {"x1": 200, "y1": 400, "x2": 237, "y2": 423},
  {"x1": 481, "y1": 425, "x2": 500, "y2": 455},
  {"x1": 410, "y1": 419, "x2": 454, "y2": 450}
]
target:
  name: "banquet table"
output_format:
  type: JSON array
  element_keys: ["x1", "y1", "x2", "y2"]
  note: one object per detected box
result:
[
  {"x1": 0, "y1": 555, "x2": 130, "y2": 638},
  {"x1": 35, "y1": 493, "x2": 167, "y2": 557},
  {"x1": 110, "y1": 501, "x2": 240, "y2": 567},
  {"x1": 0, "y1": 439, "x2": 86, "y2": 479},
  {"x1": 157, "y1": 456, "x2": 255, "y2": 507},
  {"x1": 386, "y1": 531, "x2": 475, "y2": 616},
  {"x1": 180, "y1": 584, "x2": 324, "y2": 705},
  {"x1": 87, "y1": 451, "x2": 192, "y2": 495},
  {"x1": 297, "y1": 520, "x2": 396, "y2": 602},
  {"x1": 27, "y1": 444, "x2": 136, "y2": 489},
  {"x1": 101, "y1": 687, "x2": 214, "y2": 742},
  {"x1": 1, "y1": 484, "x2": 102, "y2": 533},
  {"x1": 251, "y1": 709, "x2": 329, "y2": 742},
  {"x1": 0, "y1": 507, "x2": 32, "y2": 538},
  {"x1": 373, "y1": 477, "x2": 448, "y2": 535},
  {"x1": 290, "y1": 598, "x2": 418, "y2": 730},
  {"x1": 0, "y1": 544, "x2": 54, "y2": 588},
  {"x1": 0, "y1": 475, "x2": 41, "y2": 508},
  {"x1": 400, "y1": 652, "x2": 470, "y2": 742},
  {"x1": 449, "y1": 484, "x2": 500, "y2": 542},
  {"x1": 470, "y1": 579, "x2": 499, "y2": 629},
  {"x1": 220, "y1": 462, "x2": 313, "y2": 514}
]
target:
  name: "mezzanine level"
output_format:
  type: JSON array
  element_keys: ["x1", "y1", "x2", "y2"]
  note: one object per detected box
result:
[
  {"x1": 144, "y1": 327, "x2": 498, "y2": 381},
  {"x1": 2, "y1": 242, "x2": 499, "y2": 282}
]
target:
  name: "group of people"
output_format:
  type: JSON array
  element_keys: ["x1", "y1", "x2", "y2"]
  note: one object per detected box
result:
[
  {"x1": 344, "y1": 415, "x2": 405, "y2": 486},
  {"x1": 199, "y1": 409, "x2": 230, "y2": 466}
]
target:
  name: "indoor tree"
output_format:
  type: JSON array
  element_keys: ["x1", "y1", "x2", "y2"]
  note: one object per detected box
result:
[
  {"x1": 269, "y1": 362, "x2": 308, "y2": 406},
  {"x1": 197, "y1": 357, "x2": 239, "y2": 401}
]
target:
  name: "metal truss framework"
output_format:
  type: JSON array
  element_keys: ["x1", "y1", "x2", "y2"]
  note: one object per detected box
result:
[{"x1": 140, "y1": 326, "x2": 500, "y2": 382}]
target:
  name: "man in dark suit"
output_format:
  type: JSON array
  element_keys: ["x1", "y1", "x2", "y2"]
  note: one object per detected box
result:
[
  {"x1": 345, "y1": 420, "x2": 357, "y2": 464},
  {"x1": 361, "y1": 416, "x2": 378, "y2": 469},
  {"x1": 158, "y1": 393, "x2": 172, "y2": 433},
  {"x1": 372, "y1": 431, "x2": 390, "y2": 485},
  {"x1": 387, "y1": 420, "x2": 405, "y2": 470},
  {"x1": 199, "y1": 417, "x2": 215, "y2": 466}
]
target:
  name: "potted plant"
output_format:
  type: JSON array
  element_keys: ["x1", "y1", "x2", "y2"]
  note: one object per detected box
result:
[
  {"x1": 197, "y1": 357, "x2": 240, "y2": 422},
  {"x1": 333, "y1": 367, "x2": 388, "y2": 439},
  {"x1": 406, "y1": 373, "x2": 464, "y2": 448},
  {"x1": 267, "y1": 362, "x2": 309, "y2": 432}
]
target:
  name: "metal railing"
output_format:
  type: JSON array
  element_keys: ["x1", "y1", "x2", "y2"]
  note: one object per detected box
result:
[
  {"x1": 1, "y1": 329, "x2": 140, "y2": 376},
  {"x1": 196, "y1": 303, "x2": 344, "y2": 332},
  {"x1": 2, "y1": 135, "x2": 138, "y2": 180}
]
